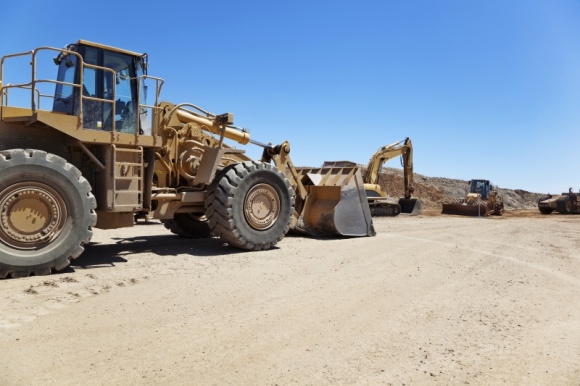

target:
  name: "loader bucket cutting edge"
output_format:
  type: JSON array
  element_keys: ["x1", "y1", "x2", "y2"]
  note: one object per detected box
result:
[
  {"x1": 441, "y1": 203, "x2": 488, "y2": 217},
  {"x1": 293, "y1": 167, "x2": 375, "y2": 237}
]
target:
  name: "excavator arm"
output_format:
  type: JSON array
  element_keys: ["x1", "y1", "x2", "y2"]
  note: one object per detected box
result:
[
  {"x1": 360, "y1": 137, "x2": 421, "y2": 215},
  {"x1": 363, "y1": 137, "x2": 414, "y2": 198}
]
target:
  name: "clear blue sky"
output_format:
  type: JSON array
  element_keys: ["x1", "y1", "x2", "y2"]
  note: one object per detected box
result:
[{"x1": 2, "y1": 0, "x2": 579, "y2": 193}]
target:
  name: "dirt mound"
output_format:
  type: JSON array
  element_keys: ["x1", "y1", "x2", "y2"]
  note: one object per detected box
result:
[{"x1": 375, "y1": 167, "x2": 546, "y2": 210}]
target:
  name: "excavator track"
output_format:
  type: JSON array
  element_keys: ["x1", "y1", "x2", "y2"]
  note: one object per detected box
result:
[
  {"x1": 368, "y1": 200, "x2": 401, "y2": 217},
  {"x1": 368, "y1": 197, "x2": 422, "y2": 217}
]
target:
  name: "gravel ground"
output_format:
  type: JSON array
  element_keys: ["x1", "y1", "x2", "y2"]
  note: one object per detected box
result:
[{"x1": 1, "y1": 212, "x2": 579, "y2": 385}]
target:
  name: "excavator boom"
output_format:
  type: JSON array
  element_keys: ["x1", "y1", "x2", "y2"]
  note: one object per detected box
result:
[{"x1": 362, "y1": 137, "x2": 421, "y2": 215}]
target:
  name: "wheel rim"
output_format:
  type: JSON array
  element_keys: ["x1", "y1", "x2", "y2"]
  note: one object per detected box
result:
[
  {"x1": 0, "y1": 182, "x2": 67, "y2": 250},
  {"x1": 243, "y1": 183, "x2": 280, "y2": 230},
  {"x1": 565, "y1": 200, "x2": 572, "y2": 212}
]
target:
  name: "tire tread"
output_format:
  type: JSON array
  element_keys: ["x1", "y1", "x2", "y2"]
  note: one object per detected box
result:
[
  {"x1": 205, "y1": 161, "x2": 294, "y2": 251},
  {"x1": 0, "y1": 149, "x2": 96, "y2": 278}
]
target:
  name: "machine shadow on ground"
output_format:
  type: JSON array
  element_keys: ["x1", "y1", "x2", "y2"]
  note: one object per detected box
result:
[{"x1": 65, "y1": 224, "x2": 274, "y2": 274}]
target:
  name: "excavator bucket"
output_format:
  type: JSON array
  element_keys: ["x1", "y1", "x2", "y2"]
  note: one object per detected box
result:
[
  {"x1": 441, "y1": 202, "x2": 488, "y2": 216},
  {"x1": 399, "y1": 198, "x2": 422, "y2": 215},
  {"x1": 293, "y1": 166, "x2": 376, "y2": 237}
]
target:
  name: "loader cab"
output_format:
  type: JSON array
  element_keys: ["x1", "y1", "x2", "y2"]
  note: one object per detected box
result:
[
  {"x1": 469, "y1": 179, "x2": 491, "y2": 199},
  {"x1": 52, "y1": 41, "x2": 147, "y2": 133}
]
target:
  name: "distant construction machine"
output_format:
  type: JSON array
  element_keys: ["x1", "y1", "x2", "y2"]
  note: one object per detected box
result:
[
  {"x1": 538, "y1": 188, "x2": 580, "y2": 214},
  {"x1": 322, "y1": 138, "x2": 421, "y2": 216},
  {"x1": 442, "y1": 179, "x2": 504, "y2": 216}
]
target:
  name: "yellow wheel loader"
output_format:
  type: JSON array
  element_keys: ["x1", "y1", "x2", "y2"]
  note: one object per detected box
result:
[
  {"x1": 0, "y1": 40, "x2": 374, "y2": 278},
  {"x1": 441, "y1": 179, "x2": 504, "y2": 216}
]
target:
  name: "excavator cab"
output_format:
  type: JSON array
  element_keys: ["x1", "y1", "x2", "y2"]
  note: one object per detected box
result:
[{"x1": 52, "y1": 41, "x2": 146, "y2": 133}]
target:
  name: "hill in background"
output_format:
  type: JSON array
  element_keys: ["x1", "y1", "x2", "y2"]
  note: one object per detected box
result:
[{"x1": 377, "y1": 167, "x2": 546, "y2": 210}]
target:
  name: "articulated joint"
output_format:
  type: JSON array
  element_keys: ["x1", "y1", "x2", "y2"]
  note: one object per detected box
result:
[{"x1": 261, "y1": 141, "x2": 290, "y2": 163}]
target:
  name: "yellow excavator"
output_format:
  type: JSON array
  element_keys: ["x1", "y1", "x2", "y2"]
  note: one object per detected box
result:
[
  {"x1": 322, "y1": 138, "x2": 421, "y2": 216},
  {"x1": 362, "y1": 137, "x2": 421, "y2": 216}
]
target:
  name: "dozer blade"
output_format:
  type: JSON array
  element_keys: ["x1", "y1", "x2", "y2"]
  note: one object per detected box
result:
[
  {"x1": 441, "y1": 203, "x2": 488, "y2": 216},
  {"x1": 293, "y1": 166, "x2": 376, "y2": 237},
  {"x1": 399, "y1": 198, "x2": 422, "y2": 215}
]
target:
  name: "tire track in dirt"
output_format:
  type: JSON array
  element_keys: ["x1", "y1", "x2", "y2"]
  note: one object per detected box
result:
[
  {"x1": 383, "y1": 233, "x2": 580, "y2": 286},
  {"x1": 0, "y1": 274, "x2": 148, "y2": 329}
]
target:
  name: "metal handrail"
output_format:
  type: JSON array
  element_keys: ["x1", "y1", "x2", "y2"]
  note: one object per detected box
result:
[
  {"x1": 2, "y1": 45, "x2": 166, "y2": 134},
  {"x1": 2, "y1": 46, "x2": 121, "y2": 129},
  {"x1": 136, "y1": 75, "x2": 164, "y2": 135}
]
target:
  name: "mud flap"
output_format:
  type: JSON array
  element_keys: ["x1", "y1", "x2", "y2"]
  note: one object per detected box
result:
[{"x1": 293, "y1": 167, "x2": 375, "y2": 237}]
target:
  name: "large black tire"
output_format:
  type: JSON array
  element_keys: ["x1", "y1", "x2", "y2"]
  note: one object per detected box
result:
[
  {"x1": 205, "y1": 161, "x2": 294, "y2": 250},
  {"x1": 0, "y1": 149, "x2": 97, "y2": 278},
  {"x1": 557, "y1": 196, "x2": 574, "y2": 214},
  {"x1": 161, "y1": 213, "x2": 212, "y2": 238},
  {"x1": 538, "y1": 206, "x2": 553, "y2": 214}
]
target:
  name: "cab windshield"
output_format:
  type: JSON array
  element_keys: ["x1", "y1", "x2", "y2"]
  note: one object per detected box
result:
[{"x1": 53, "y1": 44, "x2": 144, "y2": 133}]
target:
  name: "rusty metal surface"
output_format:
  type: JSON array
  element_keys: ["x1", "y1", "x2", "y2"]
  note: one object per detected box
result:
[
  {"x1": 441, "y1": 203, "x2": 489, "y2": 217},
  {"x1": 398, "y1": 198, "x2": 422, "y2": 215},
  {"x1": 292, "y1": 166, "x2": 375, "y2": 237}
]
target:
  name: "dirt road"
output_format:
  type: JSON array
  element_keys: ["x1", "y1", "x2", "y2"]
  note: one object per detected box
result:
[{"x1": 1, "y1": 213, "x2": 579, "y2": 385}]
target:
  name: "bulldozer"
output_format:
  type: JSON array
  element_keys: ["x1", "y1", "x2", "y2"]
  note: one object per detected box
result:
[
  {"x1": 538, "y1": 188, "x2": 580, "y2": 214},
  {"x1": 321, "y1": 138, "x2": 421, "y2": 216},
  {"x1": 441, "y1": 179, "x2": 504, "y2": 216},
  {"x1": 0, "y1": 40, "x2": 374, "y2": 278}
]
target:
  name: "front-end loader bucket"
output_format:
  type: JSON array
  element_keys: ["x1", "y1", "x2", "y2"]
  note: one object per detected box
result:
[
  {"x1": 293, "y1": 166, "x2": 376, "y2": 237},
  {"x1": 399, "y1": 198, "x2": 422, "y2": 215},
  {"x1": 441, "y1": 202, "x2": 488, "y2": 216}
]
